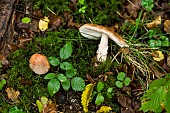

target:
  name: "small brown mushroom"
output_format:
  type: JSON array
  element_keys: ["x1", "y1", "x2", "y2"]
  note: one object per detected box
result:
[{"x1": 29, "y1": 53, "x2": 50, "y2": 75}]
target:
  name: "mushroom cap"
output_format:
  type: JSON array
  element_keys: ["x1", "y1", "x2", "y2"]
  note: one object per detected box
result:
[
  {"x1": 79, "y1": 24, "x2": 129, "y2": 47},
  {"x1": 29, "y1": 53, "x2": 50, "y2": 75}
]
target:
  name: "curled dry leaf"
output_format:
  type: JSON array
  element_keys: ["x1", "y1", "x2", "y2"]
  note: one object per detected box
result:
[
  {"x1": 164, "y1": 20, "x2": 170, "y2": 33},
  {"x1": 6, "y1": 87, "x2": 20, "y2": 102},
  {"x1": 152, "y1": 50, "x2": 164, "y2": 62},
  {"x1": 29, "y1": 54, "x2": 50, "y2": 75},
  {"x1": 147, "y1": 16, "x2": 161, "y2": 29},
  {"x1": 39, "y1": 16, "x2": 50, "y2": 31}
]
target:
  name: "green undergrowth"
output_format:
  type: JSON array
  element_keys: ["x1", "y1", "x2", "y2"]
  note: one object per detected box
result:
[{"x1": 0, "y1": 28, "x2": 119, "y2": 112}]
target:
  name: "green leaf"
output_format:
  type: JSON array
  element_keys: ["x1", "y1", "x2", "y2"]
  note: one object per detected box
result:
[
  {"x1": 61, "y1": 79, "x2": 70, "y2": 91},
  {"x1": 66, "y1": 68, "x2": 77, "y2": 78},
  {"x1": 56, "y1": 73, "x2": 67, "y2": 82},
  {"x1": 149, "y1": 78, "x2": 166, "y2": 89},
  {"x1": 96, "y1": 82, "x2": 104, "y2": 92},
  {"x1": 141, "y1": 0, "x2": 154, "y2": 12},
  {"x1": 148, "y1": 39, "x2": 162, "y2": 47},
  {"x1": 124, "y1": 77, "x2": 131, "y2": 86},
  {"x1": 116, "y1": 81, "x2": 123, "y2": 88},
  {"x1": 9, "y1": 106, "x2": 25, "y2": 113},
  {"x1": 21, "y1": 17, "x2": 31, "y2": 24},
  {"x1": 0, "y1": 79, "x2": 6, "y2": 90},
  {"x1": 117, "y1": 72, "x2": 126, "y2": 81},
  {"x1": 48, "y1": 56, "x2": 60, "y2": 66},
  {"x1": 164, "y1": 90, "x2": 170, "y2": 112},
  {"x1": 60, "y1": 42, "x2": 72, "y2": 59},
  {"x1": 95, "y1": 93, "x2": 104, "y2": 106},
  {"x1": 36, "y1": 100, "x2": 43, "y2": 112},
  {"x1": 60, "y1": 62, "x2": 73, "y2": 70},
  {"x1": 44, "y1": 73, "x2": 56, "y2": 79},
  {"x1": 107, "y1": 87, "x2": 113, "y2": 93},
  {"x1": 148, "y1": 30, "x2": 156, "y2": 39},
  {"x1": 48, "y1": 79, "x2": 60, "y2": 96},
  {"x1": 140, "y1": 87, "x2": 166, "y2": 112},
  {"x1": 71, "y1": 77, "x2": 85, "y2": 91}
]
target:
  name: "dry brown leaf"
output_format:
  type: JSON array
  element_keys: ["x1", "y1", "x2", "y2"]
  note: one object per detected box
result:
[
  {"x1": 164, "y1": 20, "x2": 170, "y2": 33},
  {"x1": 125, "y1": 0, "x2": 141, "y2": 18},
  {"x1": 147, "y1": 16, "x2": 161, "y2": 29},
  {"x1": 167, "y1": 54, "x2": 170, "y2": 67},
  {"x1": 41, "y1": 101, "x2": 57, "y2": 113},
  {"x1": 0, "y1": 54, "x2": 9, "y2": 65},
  {"x1": 6, "y1": 87, "x2": 20, "y2": 102}
]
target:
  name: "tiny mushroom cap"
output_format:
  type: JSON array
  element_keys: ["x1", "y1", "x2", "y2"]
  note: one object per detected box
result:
[
  {"x1": 29, "y1": 53, "x2": 50, "y2": 75},
  {"x1": 79, "y1": 24, "x2": 128, "y2": 62}
]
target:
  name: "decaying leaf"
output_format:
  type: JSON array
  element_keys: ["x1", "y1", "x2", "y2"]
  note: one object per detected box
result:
[
  {"x1": 147, "y1": 16, "x2": 161, "y2": 29},
  {"x1": 97, "y1": 106, "x2": 112, "y2": 113},
  {"x1": 0, "y1": 54, "x2": 9, "y2": 65},
  {"x1": 164, "y1": 20, "x2": 170, "y2": 33},
  {"x1": 152, "y1": 50, "x2": 164, "y2": 62},
  {"x1": 167, "y1": 54, "x2": 170, "y2": 67},
  {"x1": 6, "y1": 87, "x2": 20, "y2": 102},
  {"x1": 36, "y1": 96, "x2": 57, "y2": 113},
  {"x1": 81, "y1": 84, "x2": 95, "y2": 112},
  {"x1": 39, "y1": 16, "x2": 50, "y2": 31}
]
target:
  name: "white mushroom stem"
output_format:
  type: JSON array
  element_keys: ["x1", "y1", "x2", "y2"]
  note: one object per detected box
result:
[{"x1": 97, "y1": 33, "x2": 108, "y2": 62}]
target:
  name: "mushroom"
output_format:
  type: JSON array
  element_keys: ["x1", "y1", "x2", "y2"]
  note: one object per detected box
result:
[
  {"x1": 79, "y1": 24, "x2": 128, "y2": 62},
  {"x1": 29, "y1": 53, "x2": 50, "y2": 75}
]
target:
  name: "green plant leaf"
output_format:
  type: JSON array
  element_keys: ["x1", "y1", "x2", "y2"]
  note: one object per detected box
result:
[
  {"x1": 66, "y1": 68, "x2": 77, "y2": 78},
  {"x1": 164, "y1": 90, "x2": 170, "y2": 112},
  {"x1": 148, "y1": 39, "x2": 162, "y2": 47},
  {"x1": 95, "y1": 93, "x2": 104, "y2": 106},
  {"x1": 48, "y1": 56, "x2": 60, "y2": 66},
  {"x1": 116, "y1": 81, "x2": 123, "y2": 88},
  {"x1": 124, "y1": 77, "x2": 131, "y2": 86},
  {"x1": 21, "y1": 17, "x2": 31, "y2": 24},
  {"x1": 117, "y1": 72, "x2": 126, "y2": 81},
  {"x1": 107, "y1": 87, "x2": 113, "y2": 93},
  {"x1": 60, "y1": 42, "x2": 72, "y2": 59},
  {"x1": 56, "y1": 73, "x2": 67, "y2": 82},
  {"x1": 96, "y1": 82, "x2": 104, "y2": 92},
  {"x1": 60, "y1": 62, "x2": 73, "y2": 70},
  {"x1": 61, "y1": 79, "x2": 70, "y2": 91},
  {"x1": 48, "y1": 79, "x2": 60, "y2": 96},
  {"x1": 44, "y1": 73, "x2": 56, "y2": 79},
  {"x1": 9, "y1": 106, "x2": 25, "y2": 113},
  {"x1": 0, "y1": 79, "x2": 6, "y2": 90},
  {"x1": 36, "y1": 100, "x2": 43, "y2": 112},
  {"x1": 71, "y1": 77, "x2": 85, "y2": 91},
  {"x1": 141, "y1": 0, "x2": 154, "y2": 12},
  {"x1": 140, "y1": 87, "x2": 166, "y2": 112}
]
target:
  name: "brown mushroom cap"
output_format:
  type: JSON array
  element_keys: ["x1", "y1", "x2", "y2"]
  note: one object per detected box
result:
[
  {"x1": 29, "y1": 53, "x2": 50, "y2": 75},
  {"x1": 79, "y1": 24, "x2": 128, "y2": 47}
]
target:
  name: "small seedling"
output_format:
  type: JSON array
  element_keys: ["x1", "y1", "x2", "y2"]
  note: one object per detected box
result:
[
  {"x1": 115, "y1": 72, "x2": 131, "y2": 88},
  {"x1": 141, "y1": 0, "x2": 154, "y2": 12},
  {"x1": 44, "y1": 42, "x2": 85, "y2": 96}
]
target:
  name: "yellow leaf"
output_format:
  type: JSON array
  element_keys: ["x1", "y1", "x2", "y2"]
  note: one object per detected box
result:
[
  {"x1": 97, "y1": 106, "x2": 112, "y2": 113},
  {"x1": 81, "y1": 84, "x2": 95, "y2": 112},
  {"x1": 147, "y1": 16, "x2": 161, "y2": 29},
  {"x1": 6, "y1": 87, "x2": 20, "y2": 102},
  {"x1": 152, "y1": 50, "x2": 164, "y2": 61},
  {"x1": 39, "y1": 16, "x2": 50, "y2": 31}
]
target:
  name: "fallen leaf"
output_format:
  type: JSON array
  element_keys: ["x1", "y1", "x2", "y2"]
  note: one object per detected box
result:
[
  {"x1": 152, "y1": 50, "x2": 164, "y2": 62},
  {"x1": 39, "y1": 16, "x2": 50, "y2": 31},
  {"x1": 164, "y1": 20, "x2": 170, "y2": 33},
  {"x1": 0, "y1": 54, "x2": 9, "y2": 65},
  {"x1": 167, "y1": 54, "x2": 170, "y2": 67},
  {"x1": 125, "y1": 0, "x2": 141, "y2": 18},
  {"x1": 147, "y1": 16, "x2": 161, "y2": 29},
  {"x1": 36, "y1": 96, "x2": 57, "y2": 113},
  {"x1": 6, "y1": 87, "x2": 20, "y2": 102},
  {"x1": 97, "y1": 106, "x2": 112, "y2": 113}
]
